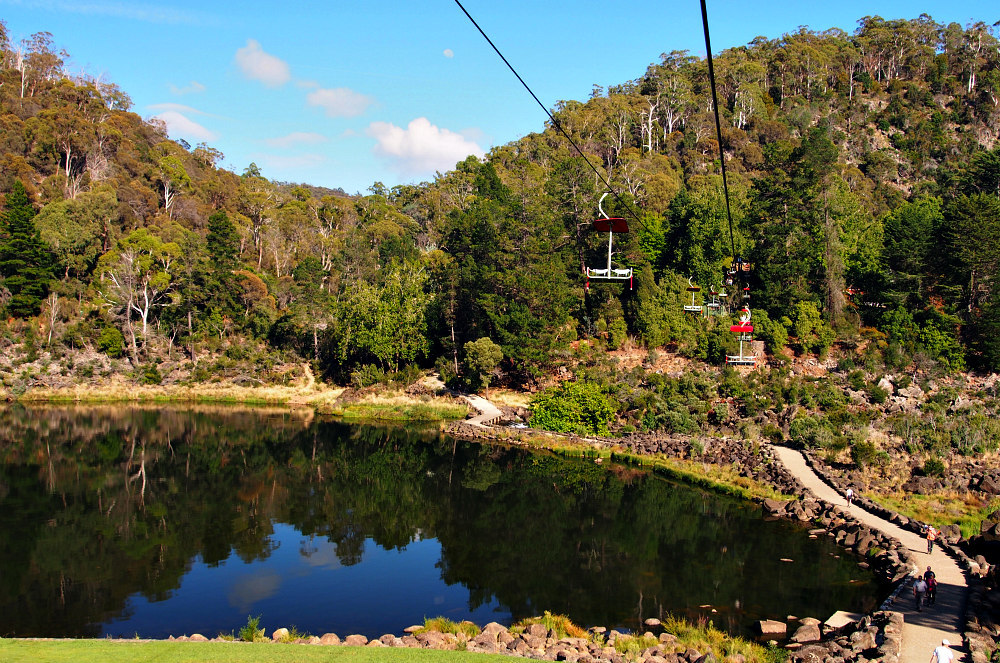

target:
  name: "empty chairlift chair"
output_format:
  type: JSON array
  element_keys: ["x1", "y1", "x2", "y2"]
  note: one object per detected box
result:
[
  {"x1": 684, "y1": 276, "x2": 703, "y2": 314},
  {"x1": 726, "y1": 307, "x2": 757, "y2": 366},
  {"x1": 585, "y1": 193, "x2": 633, "y2": 290},
  {"x1": 706, "y1": 285, "x2": 723, "y2": 316}
]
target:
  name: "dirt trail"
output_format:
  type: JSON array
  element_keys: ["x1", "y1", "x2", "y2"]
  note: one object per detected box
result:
[{"x1": 771, "y1": 445, "x2": 966, "y2": 663}]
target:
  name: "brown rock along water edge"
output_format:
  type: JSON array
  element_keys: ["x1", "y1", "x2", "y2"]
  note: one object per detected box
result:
[{"x1": 153, "y1": 614, "x2": 902, "y2": 663}]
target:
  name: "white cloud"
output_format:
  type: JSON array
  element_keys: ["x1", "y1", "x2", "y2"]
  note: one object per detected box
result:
[
  {"x1": 306, "y1": 87, "x2": 372, "y2": 118},
  {"x1": 443, "y1": 48, "x2": 454, "y2": 58},
  {"x1": 169, "y1": 80, "x2": 206, "y2": 95},
  {"x1": 367, "y1": 117, "x2": 484, "y2": 176},
  {"x1": 152, "y1": 111, "x2": 217, "y2": 142},
  {"x1": 226, "y1": 570, "x2": 281, "y2": 613},
  {"x1": 235, "y1": 39, "x2": 291, "y2": 87},
  {"x1": 264, "y1": 132, "x2": 328, "y2": 148}
]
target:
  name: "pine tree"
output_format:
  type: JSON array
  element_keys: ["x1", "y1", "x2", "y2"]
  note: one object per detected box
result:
[
  {"x1": 206, "y1": 209, "x2": 239, "y2": 271},
  {"x1": 0, "y1": 181, "x2": 54, "y2": 318}
]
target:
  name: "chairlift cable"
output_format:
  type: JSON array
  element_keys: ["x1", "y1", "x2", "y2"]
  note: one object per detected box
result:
[
  {"x1": 453, "y1": 0, "x2": 649, "y2": 233},
  {"x1": 700, "y1": 0, "x2": 739, "y2": 273}
]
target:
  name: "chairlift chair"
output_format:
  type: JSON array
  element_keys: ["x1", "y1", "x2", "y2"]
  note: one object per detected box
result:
[
  {"x1": 726, "y1": 307, "x2": 757, "y2": 366},
  {"x1": 717, "y1": 287, "x2": 729, "y2": 317},
  {"x1": 683, "y1": 276, "x2": 703, "y2": 314},
  {"x1": 585, "y1": 193, "x2": 633, "y2": 290},
  {"x1": 706, "y1": 285, "x2": 722, "y2": 315}
]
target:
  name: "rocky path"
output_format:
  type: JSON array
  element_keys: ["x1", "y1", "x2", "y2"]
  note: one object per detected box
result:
[{"x1": 771, "y1": 445, "x2": 967, "y2": 663}]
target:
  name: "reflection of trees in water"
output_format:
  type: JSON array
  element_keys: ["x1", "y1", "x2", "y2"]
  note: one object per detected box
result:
[{"x1": 0, "y1": 406, "x2": 880, "y2": 638}]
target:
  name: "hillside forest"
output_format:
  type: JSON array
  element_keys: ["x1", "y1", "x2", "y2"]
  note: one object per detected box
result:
[{"x1": 1, "y1": 16, "x2": 1000, "y2": 441}]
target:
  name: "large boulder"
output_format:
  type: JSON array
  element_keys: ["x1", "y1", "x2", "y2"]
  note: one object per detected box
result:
[
  {"x1": 527, "y1": 623, "x2": 548, "y2": 638},
  {"x1": 790, "y1": 624, "x2": 821, "y2": 643}
]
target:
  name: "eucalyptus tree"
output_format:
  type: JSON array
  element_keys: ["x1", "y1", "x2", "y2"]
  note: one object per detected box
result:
[{"x1": 97, "y1": 227, "x2": 182, "y2": 358}]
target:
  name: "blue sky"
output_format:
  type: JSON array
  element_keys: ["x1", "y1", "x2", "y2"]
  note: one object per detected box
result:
[{"x1": 0, "y1": 0, "x2": 994, "y2": 195}]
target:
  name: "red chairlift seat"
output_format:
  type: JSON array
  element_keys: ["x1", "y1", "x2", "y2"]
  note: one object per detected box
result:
[
  {"x1": 730, "y1": 324, "x2": 754, "y2": 333},
  {"x1": 593, "y1": 217, "x2": 629, "y2": 233}
]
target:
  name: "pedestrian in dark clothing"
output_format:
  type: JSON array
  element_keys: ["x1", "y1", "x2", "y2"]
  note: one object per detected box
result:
[{"x1": 924, "y1": 566, "x2": 937, "y2": 606}]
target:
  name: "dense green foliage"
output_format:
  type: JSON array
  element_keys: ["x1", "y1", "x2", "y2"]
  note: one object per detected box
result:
[
  {"x1": 530, "y1": 380, "x2": 617, "y2": 435},
  {"x1": 1, "y1": 16, "x2": 1000, "y2": 391},
  {"x1": 0, "y1": 180, "x2": 53, "y2": 316}
]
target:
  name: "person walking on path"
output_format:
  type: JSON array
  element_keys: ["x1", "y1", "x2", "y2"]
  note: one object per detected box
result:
[
  {"x1": 930, "y1": 639, "x2": 954, "y2": 663},
  {"x1": 845, "y1": 487, "x2": 853, "y2": 505},
  {"x1": 913, "y1": 576, "x2": 928, "y2": 611},
  {"x1": 926, "y1": 525, "x2": 937, "y2": 553},
  {"x1": 924, "y1": 567, "x2": 938, "y2": 606}
]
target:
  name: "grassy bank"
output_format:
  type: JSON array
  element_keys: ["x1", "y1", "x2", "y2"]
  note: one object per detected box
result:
[
  {"x1": 322, "y1": 399, "x2": 469, "y2": 421},
  {"x1": 15, "y1": 383, "x2": 344, "y2": 406},
  {"x1": 13, "y1": 383, "x2": 470, "y2": 422},
  {"x1": 871, "y1": 491, "x2": 1000, "y2": 539},
  {"x1": 0, "y1": 640, "x2": 511, "y2": 663}
]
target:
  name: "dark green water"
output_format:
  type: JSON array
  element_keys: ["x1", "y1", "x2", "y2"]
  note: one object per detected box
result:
[{"x1": 0, "y1": 405, "x2": 882, "y2": 639}]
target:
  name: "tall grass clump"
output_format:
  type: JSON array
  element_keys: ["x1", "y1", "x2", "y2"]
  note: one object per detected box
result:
[
  {"x1": 659, "y1": 614, "x2": 788, "y2": 663},
  {"x1": 417, "y1": 616, "x2": 481, "y2": 638},
  {"x1": 511, "y1": 611, "x2": 587, "y2": 639}
]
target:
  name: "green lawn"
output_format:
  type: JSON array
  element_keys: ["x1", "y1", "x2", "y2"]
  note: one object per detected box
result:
[{"x1": 0, "y1": 640, "x2": 512, "y2": 663}]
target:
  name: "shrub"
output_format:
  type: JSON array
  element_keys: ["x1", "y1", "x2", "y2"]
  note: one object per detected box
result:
[
  {"x1": 850, "y1": 439, "x2": 884, "y2": 468},
  {"x1": 238, "y1": 615, "x2": 266, "y2": 642},
  {"x1": 530, "y1": 381, "x2": 617, "y2": 436},
  {"x1": 868, "y1": 384, "x2": 889, "y2": 404},
  {"x1": 923, "y1": 457, "x2": 945, "y2": 476},
  {"x1": 847, "y1": 370, "x2": 866, "y2": 391},
  {"x1": 837, "y1": 356, "x2": 856, "y2": 372},
  {"x1": 140, "y1": 364, "x2": 162, "y2": 385},
  {"x1": 436, "y1": 619, "x2": 482, "y2": 637},
  {"x1": 761, "y1": 423, "x2": 784, "y2": 443},
  {"x1": 97, "y1": 326, "x2": 125, "y2": 358},
  {"x1": 350, "y1": 364, "x2": 385, "y2": 387}
]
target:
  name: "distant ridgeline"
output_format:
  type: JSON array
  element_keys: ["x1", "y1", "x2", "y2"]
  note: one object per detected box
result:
[{"x1": 0, "y1": 15, "x2": 998, "y2": 392}]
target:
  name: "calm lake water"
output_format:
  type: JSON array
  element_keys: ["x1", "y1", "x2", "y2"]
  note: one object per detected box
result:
[{"x1": 0, "y1": 406, "x2": 883, "y2": 639}]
